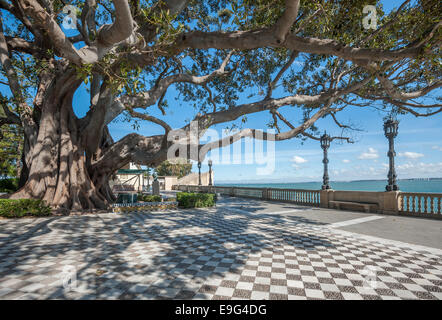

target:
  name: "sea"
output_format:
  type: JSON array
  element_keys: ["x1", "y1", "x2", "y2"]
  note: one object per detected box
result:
[{"x1": 218, "y1": 179, "x2": 442, "y2": 193}]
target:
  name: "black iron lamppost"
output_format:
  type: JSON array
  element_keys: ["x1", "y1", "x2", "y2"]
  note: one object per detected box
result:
[
  {"x1": 198, "y1": 161, "x2": 202, "y2": 186},
  {"x1": 320, "y1": 132, "x2": 331, "y2": 190},
  {"x1": 384, "y1": 118, "x2": 399, "y2": 191},
  {"x1": 208, "y1": 159, "x2": 213, "y2": 186}
]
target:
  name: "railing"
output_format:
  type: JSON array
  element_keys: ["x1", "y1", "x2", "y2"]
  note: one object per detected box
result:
[
  {"x1": 174, "y1": 185, "x2": 442, "y2": 219},
  {"x1": 399, "y1": 192, "x2": 442, "y2": 217},
  {"x1": 268, "y1": 188, "x2": 321, "y2": 206},
  {"x1": 175, "y1": 185, "x2": 320, "y2": 207},
  {"x1": 232, "y1": 187, "x2": 266, "y2": 199}
]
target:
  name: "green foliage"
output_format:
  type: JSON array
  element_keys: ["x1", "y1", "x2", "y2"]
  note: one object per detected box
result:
[
  {"x1": 141, "y1": 3, "x2": 186, "y2": 45},
  {"x1": 0, "y1": 160, "x2": 17, "y2": 180},
  {"x1": 155, "y1": 160, "x2": 192, "y2": 178},
  {"x1": 0, "y1": 123, "x2": 22, "y2": 179},
  {"x1": 138, "y1": 194, "x2": 162, "y2": 202},
  {"x1": 0, "y1": 178, "x2": 19, "y2": 193},
  {"x1": 176, "y1": 192, "x2": 215, "y2": 208},
  {"x1": 74, "y1": 63, "x2": 93, "y2": 84},
  {"x1": 1, "y1": 0, "x2": 440, "y2": 170},
  {"x1": 0, "y1": 199, "x2": 52, "y2": 218}
]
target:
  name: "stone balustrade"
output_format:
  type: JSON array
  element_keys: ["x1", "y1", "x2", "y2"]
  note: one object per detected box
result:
[
  {"x1": 173, "y1": 185, "x2": 441, "y2": 219},
  {"x1": 398, "y1": 192, "x2": 442, "y2": 218}
]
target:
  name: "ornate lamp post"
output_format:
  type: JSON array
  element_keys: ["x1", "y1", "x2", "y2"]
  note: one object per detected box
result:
[
  {"x1": 197, "y1": 161, "x2": 202, "y2": 186},
  {"x1": 208, "y1": 159, "x2": 213, "y2": 186},
  {"x1": 384, "y1": 118, "x2": 399, "y2": 191},
  {"x1": 320, "y1": 132, "x2": 331, "y2": 190}
]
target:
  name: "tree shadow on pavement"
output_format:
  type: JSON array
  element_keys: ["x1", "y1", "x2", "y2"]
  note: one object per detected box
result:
[{"x1": 0, "y1": 203, "x2": 335, "y2": 300}]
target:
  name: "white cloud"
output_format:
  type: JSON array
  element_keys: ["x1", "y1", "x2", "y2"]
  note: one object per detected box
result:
[
  {"x1": 432, "y1": 146, "x2": 442, "y2": 151},
  {"x1": 398, "y1": 152, "x2": 424, "y2": 159},
  {"x1": 397, "y1": 162, "x2": 442, "y2": 176},
  {"x1": 342, "y1": 159, "x2": 351, "y2": 163},
  {"x1": 291, "y1": 156, "x2": 308, "y2": 164},
  {"x1": 324, "y1": 161, "x2": 442, "y2": 181},
  {"x1": 358, "y1": 148, "x2": 379, "y2": 160}
]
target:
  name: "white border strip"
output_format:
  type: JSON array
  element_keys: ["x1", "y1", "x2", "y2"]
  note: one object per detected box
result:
[
  {"x1": 331, "y1": 228, "x2": 442, "y2": 256},
  {"x1": 222, "y1": 207, "x2": 442, "y2": 256},
  {"x1": 328, "y1": 216, "x2": 385, "y2": 228},
  {"x1": 225, "y1": 207, "x2": 302, "y2": 215}
]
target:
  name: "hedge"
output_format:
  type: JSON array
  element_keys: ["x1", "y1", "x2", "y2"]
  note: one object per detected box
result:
[
  {"x1": 0, "y1": 199, "x2": 52, "y2": 218},
  {"x1": 0, "y1": 178, "x2": 19, "y2": 193},
  {"x1": 138, "y1": 194, "x2": 162, "y2": 202},
  {"x1": 176, "y1": 192, "x2": 215, "y2": 208}
]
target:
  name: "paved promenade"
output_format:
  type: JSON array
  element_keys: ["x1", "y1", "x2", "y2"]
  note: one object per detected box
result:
[{"x1": 0, "y1": 196, "x2": 441, "y2": 300}]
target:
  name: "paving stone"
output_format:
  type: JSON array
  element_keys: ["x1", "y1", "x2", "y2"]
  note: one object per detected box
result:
[{"x1": 0, "y1": 203, "x2": 441, "y2": 300}]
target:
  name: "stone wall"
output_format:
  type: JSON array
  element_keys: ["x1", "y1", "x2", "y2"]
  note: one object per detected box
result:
[
  {"x1": 321, "y1": 189, "x2": 400, "y2": 214},
  {"x1": 174, "y1": 185, "x2": 441, "y2": 219},
  {"x1": 176, "y1": 171, "x2": 214, "y2": 186}
]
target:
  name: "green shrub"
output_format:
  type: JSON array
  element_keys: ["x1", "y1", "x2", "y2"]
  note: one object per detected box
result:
[
  {"x1": 0, "y1": 199, "x2": 52, "y2": 218},
  {"x1": 138, "y1": 194, "x2": 162, "y2": 202},
  {"x1": 0, "y1": 178, "x2": 19, "y2": 193},
  {"x1": 176, "y1": 192, "x2": 215, "y2": 208}
]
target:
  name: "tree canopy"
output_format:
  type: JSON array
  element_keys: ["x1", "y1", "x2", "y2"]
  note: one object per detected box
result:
[
  {"x1": 0, "y1": 124, "x2": 22, "y2": 179},
  {"x1": 155, "y1": 160, "x2": 192, "y2": 178},
  {"x1": 0, "y1": 0, "x2": 440, "y2": 210}
]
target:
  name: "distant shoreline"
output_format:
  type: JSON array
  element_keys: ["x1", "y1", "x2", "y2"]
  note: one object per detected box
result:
[
  {"x1": 216, "y1": 179, "x2": 442, "y2": 193},
  {"x1": 217, "y1": 177, "x2": 442, "y2": 185}
]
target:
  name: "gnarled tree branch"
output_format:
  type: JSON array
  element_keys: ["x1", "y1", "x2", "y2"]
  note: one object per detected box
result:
[
  {"x1": 274, "y1": 0, "x2": 300, "y2": 43},
  {"x1": 0, "y1": 17, "x2": 37, "y2": 138}
]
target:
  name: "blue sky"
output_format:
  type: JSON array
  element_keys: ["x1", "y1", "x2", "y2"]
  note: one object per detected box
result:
[
  {"x1": 107, "y1": 91, "x2": 441, "y2": 183},
  {"x1": 99, "y1": 75, "x2": 441, "y2": 184},
  {"x1": 70, "y1": 0, "x2": 442, "y2": 183},
  {"x1": 3, "y1": 0, "x2": 442, "y2": 183},
  {"x1": 100, "y1": 0, "x2": 440, "y2": 183}
]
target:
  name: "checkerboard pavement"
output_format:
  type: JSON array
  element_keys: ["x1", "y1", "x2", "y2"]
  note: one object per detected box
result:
[{"x1": 0, "y1": 204, "x2": 441, "y2": 300}]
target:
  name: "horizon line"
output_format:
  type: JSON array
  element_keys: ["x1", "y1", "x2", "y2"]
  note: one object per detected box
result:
[{"x1": 216, "y1": 177, "x2": 442, "y2": 184}]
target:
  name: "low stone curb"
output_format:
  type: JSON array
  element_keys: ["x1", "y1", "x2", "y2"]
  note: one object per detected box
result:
[{"x1": 111, "y1": 201, "x2": 178, "y2": 213}]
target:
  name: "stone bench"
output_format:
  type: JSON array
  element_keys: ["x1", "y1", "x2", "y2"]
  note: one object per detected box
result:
[{"x1": 329, "y1": 200, "x2": 379, "y2": 213}]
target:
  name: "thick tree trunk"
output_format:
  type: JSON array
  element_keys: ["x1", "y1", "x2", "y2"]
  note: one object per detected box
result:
[
  {"x1": 18, "y1": 148, "x2": 29, "y2": 189},
  {"x1": 10, "y1": 70, "x2": 112, "y2": 212}
]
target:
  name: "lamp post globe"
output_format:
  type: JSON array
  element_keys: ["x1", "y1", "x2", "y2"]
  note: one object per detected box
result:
[
  {"x1": 384, "y1": 118, "x2": 399, "y2": 139},
  {"x1": 320, "y1": 132, "x2": 331, "y2": 149}
]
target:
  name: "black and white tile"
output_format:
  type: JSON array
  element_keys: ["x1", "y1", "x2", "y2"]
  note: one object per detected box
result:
[{"x1": 0, "y1": 206, "x2": 441, "y2": 300}]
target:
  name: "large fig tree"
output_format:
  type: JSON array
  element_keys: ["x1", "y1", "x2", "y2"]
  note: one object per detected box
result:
[{"x1": 0, "y1": 0, "x2": 440, "y2": 210}]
